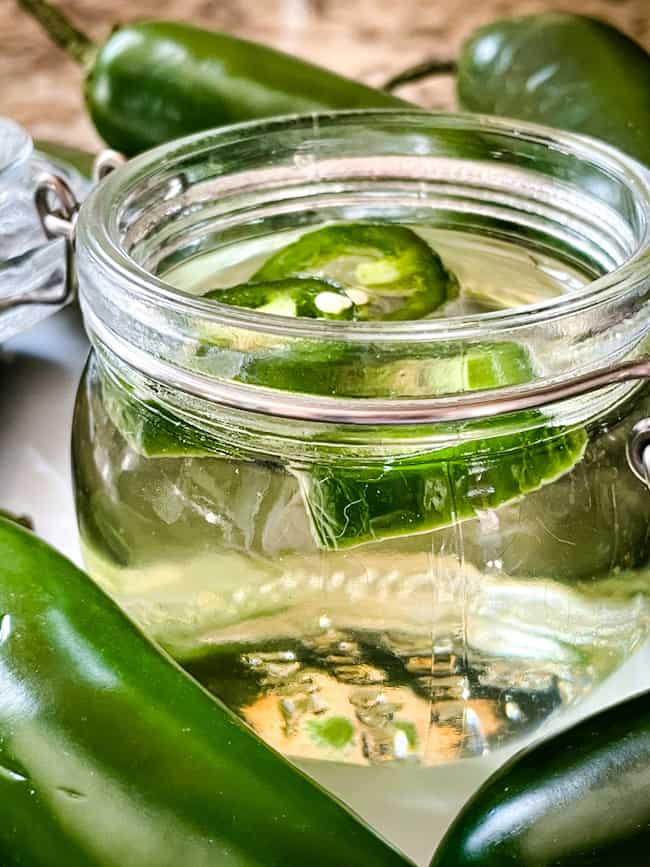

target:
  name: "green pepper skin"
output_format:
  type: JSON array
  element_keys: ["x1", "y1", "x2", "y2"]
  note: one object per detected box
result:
[
  {"x1": 87, "y1": 21, "x2": 407, "y2": 155},
  {"x1": 205, "y1": 276, "x2": 357, "y2": 320},
  {"x1": 457, "y1": 14, "x2": 650, "y2": 165},
  {"x1": 430, "y1": 689, "x2": 650, "y2": 866},
  {"x1": 0, "y1": 518, "x2": 413, "y2": 867},
  {"x1": 300, "y1": 414, "x2": 587, "y2": 549},
  {"x1": 253, "y1": 224, "x2": 458, "y2": 320}
]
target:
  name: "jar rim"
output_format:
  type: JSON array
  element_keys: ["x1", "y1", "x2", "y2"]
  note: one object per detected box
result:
[
  {"x1": 79, "y1": 109, "x2": 650, "y2": 343},
  {"x1": 76, "y1": 110, "x2": 650, "y2": 425}
]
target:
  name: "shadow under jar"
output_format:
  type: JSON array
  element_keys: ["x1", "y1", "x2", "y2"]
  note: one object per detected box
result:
[{"x1": 72, "y1": 111, "x2": 650, "y2": 767}]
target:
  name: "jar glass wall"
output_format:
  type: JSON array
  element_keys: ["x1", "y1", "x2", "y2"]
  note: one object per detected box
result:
[{"x1": 72, "y1": 111, "x2": 650, "y2": 766}]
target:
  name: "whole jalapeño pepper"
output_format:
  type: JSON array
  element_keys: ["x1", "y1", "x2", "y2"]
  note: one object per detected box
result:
[
  {"x1": 457, "y1": 14, "x2": 650, "y2": 166},
  {"x1": 0, "y1": 517, "x2": 414, "y2": 866},
  {"x1": 430, "y1": 688, "x2": 650, "y2": 866},
  {"x1": 18, "y1": 0, "x2": 408, "y2": 156},
  {"x1": 387, "y1": 13, "x2": 650, "y2": 166}
]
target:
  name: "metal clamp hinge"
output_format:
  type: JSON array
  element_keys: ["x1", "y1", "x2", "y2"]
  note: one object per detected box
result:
[
  {"x1": 17, "y1": 148, "x2": 127, "y2": 313},
  {"x1": 627, "y1": 419, "x2": 650, "y2": 487}
]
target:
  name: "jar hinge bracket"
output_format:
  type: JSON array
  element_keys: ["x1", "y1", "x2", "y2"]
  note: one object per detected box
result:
[
  {"x1": 25, "y1": 170, "x2": 80, "y2": 311},
  {"x1": 25, "y1": 149, "x2": 126, "y2": 312},
  {"x1": 627, "y1": 419, "x2": 650, "y2": 488}
]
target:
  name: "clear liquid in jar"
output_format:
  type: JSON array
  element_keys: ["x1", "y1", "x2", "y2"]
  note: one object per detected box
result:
[{"x1": 75, "y1": 224, "x2": 650, "y2": 767}]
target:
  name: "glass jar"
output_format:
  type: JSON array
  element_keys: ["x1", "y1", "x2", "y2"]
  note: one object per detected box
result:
[{"x1": 72, "y1": 111, "x2": 650, "y2": 767}]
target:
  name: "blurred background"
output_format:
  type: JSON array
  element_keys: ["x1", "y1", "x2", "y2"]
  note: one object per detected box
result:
[{"x1": 5, "y1": 0, "x2": 650, "y2": 149}]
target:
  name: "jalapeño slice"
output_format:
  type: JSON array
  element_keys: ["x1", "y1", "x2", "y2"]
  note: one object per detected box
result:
[
  {"x1": 205, "y1": 277, "x2": 359, "y2": 321},
  {"x1": 251, "y1": 224, "x2": 458, "y2": 321}
]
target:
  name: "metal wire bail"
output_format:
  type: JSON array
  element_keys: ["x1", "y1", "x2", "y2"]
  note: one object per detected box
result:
[
  {"x1": 34, "y1": 171, "x2": 80, "y2": 241},
  {"x1": 92, "y1": 149, "x2": 126, "y2": 183},
  {"x1": 28, "y1": 170, "x2": 82, "y2": 311}
]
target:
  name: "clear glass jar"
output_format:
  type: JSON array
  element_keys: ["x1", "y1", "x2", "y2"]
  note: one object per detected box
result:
[{"x1": 72, "y1": 111, "x2": 650, "y2": 767}]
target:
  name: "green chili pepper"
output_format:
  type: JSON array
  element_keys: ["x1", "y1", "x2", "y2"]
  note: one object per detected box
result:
[
  {"x1": 18, "y1": 0, "x2": 408, "y2": 157},
  {"x1": 205, "y1": 277, "x2": 358, "y2": 321},
  {"x1": 234, "y1": 336, "x2": 535, "y2": 398},
  {"x1": 300, "y1": 414, "x2": 587, "y2": 549},
  {"x1": 386, "y1": 13, "x2": 650, "y2": 166},
  {"x1": 0, "y1": 517, "x2": 413, "y2": 867},
  {"x1": 252, "y1": 224, "x2": 458, "y2": 321},
  {"x1": 430, "y1": 688, "x2": 650, "y2": 866}
]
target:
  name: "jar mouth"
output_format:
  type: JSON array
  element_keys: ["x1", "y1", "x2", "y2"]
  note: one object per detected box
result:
[
  {"x1": 76, "y1": 110, "x2": 650, "y2": 423},
  {"x1": 80, "y1": 110, "x2": 650, "y2": 341}
]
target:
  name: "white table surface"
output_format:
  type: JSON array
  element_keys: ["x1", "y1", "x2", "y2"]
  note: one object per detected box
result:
[{"x1": 2, "y1": 305, "x2": 649, "y2": 866}]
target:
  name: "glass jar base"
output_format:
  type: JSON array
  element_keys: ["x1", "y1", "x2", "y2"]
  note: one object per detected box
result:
[{"x1": 81, "y1": 542, "x2": 648, "y2": 767}]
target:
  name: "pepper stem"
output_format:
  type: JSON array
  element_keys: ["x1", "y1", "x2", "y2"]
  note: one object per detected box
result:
[
  {"x1": 384, "y1": 59, "x2": 457, "y2": 92},
  {"x1": 18, "y1": 0, "x2": 95, "y2": 67}
]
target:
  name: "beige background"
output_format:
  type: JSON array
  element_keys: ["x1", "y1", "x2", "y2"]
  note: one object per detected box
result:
[{"x1": 3, "y1": 0, "x2": 650, "y2": 150}]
